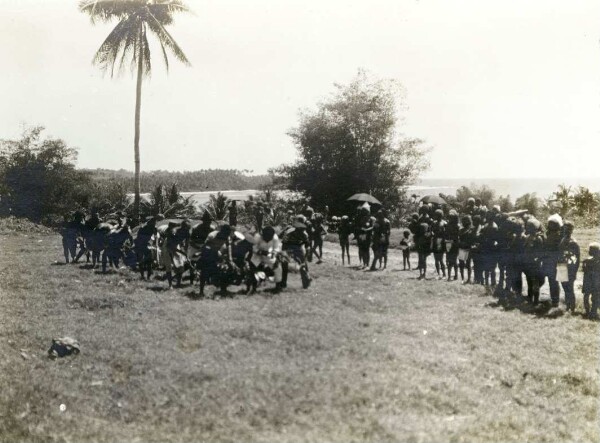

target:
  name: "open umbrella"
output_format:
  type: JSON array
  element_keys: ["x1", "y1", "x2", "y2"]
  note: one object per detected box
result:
[
  {"x1": 420, "y1": 195, "x2": 446, "y2": 205},
  {"x1": 346, "y1": 193, "x2": 382, "y2": 205}
]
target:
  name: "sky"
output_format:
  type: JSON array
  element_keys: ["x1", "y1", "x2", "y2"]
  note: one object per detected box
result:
[{"x1": 1, "y1": 0, "x2": 599, "y2": 179}]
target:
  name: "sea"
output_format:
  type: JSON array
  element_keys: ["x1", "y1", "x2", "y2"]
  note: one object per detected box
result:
[{"x1": 138, "y1": 177, "x2": 600, "y2": 206}]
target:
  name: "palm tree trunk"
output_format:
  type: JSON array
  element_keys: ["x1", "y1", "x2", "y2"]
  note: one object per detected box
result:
[{"x1": 133, "y1": 33, "x2": 144, "y2": 225}]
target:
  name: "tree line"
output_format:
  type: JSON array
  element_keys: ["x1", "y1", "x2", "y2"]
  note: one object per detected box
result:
[{"x1": 85, "y1": 168, "x2": 272, "y2": 193}]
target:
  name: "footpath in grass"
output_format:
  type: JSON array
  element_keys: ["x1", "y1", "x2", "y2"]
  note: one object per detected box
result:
[{"x1": 0, "y1": 231, "x2": 598, "y2": 443}]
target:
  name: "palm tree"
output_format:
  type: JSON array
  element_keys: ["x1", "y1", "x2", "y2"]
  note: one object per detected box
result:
[{"x1": 80, "y1": 0, "x2": 191, "y2": 224}]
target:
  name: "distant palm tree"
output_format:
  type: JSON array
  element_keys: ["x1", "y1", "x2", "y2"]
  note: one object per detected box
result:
[{"x1": 80, "y1": 0, "x2": 191, "y2": 223}]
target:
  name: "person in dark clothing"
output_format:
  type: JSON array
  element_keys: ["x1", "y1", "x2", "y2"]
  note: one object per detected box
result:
[
  {"x1": 471, "y1": 215, "x2": 484, "y2": 284},
  {"x1": 355, "y1": 205, "x2": 374, "y2": 268},
  {"x1": 523, "y1": 218, "x2": 545, "y2": 305},
  {"x1": 400, "y1": 229, "x2": 412, "y2": 270},
  {"x1": 558, "y1": 220, "x2": 580, "y2": 312},
  {"x1": 544, "y1": 215, "x2": 563, "y2": 307},
  {"x1": 507, "y1": 218, "x2": 526, "y2": 295},
  {"x1": 280, "y1": 216, "x2": 312, "y2": 289},
  {"x1": 75, "y1": 211, "x2": 101, "y2": 263},
  {"x1": 371, "y1": 210, "x2": 391, "y2": 270},
  {"x1": 479, "y1": 214, "x2": 499, "y2": 286},
  {"x1": 312, "y1": 213, "x2": 326, "y2": 264},
  {"x1": 582, "y1": 243, "x2": 600, "y2": 319},
  {"x1": 191, "y1": 212, "x2": 213, "y2": 247},
  {"x1": 198, "y1": 224, "x2": 233, "y2": 295},
  {"x1": 338, "y1": 215, "x2": 352, "y2": 266},
  {"x1": 458, "y1": 215, "x2": 475, "y2": 284},
  {"x1": 135, "y1": 216, "x2": 158, "y2": 280},
  {"x1": 431, "y1": 209, "x2": 446, "y2": 279},
  {"x1": 463, "y1": 197, "x2": 476, "y2": 217},
  {"x1": 61, "y1": 211, "x2": 84, "y2": 263},
  {"x1": 414, "y1": 206, "x2": 432, "y2": 280},
  {"x1": 444, "y1": 210, "x2": 460, "y2": 281},
  {"x1": 495, "y1": 213, "x2": 511, "y2": 290}
]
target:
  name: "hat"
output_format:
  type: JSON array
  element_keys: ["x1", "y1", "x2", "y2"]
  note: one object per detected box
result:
[
  {"x1": 589, "y1": 242, "x2": 600, "y2": 257},
  {"x1": 360, "y1": 202, "x2": 371, "y2": 212},
  {"x1": 467, "y1": 197, "x2": 475, "y2": 204}
]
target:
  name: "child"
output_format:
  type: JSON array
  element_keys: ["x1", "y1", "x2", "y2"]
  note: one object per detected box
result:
[
  {"x1": 400, "y1": 229, "x2": 411, "y2": 270},
  {"x1": 582, "y1": 242, "x2": 600, "y2": 319},
  {"x1": 338, "y1": 215, "x2": 352, "y2": 266}
]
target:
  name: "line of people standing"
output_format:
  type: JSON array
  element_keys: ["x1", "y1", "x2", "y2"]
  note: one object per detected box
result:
[{"x1": 406, "y1": 197, "x2": 599, "y2": 317}]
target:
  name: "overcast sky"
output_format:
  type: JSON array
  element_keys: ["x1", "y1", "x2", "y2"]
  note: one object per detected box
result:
[{"x1": 1, "y1": 0, "x2": 599, "y2": 178}]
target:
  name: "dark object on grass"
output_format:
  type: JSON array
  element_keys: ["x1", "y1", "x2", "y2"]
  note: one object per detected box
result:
[
  {"x1": 48, "y1": 337, "x2": 80, "y2": 359},
  {"x1": 346, "y1": 193, "x2": 382, "y2": 205}
]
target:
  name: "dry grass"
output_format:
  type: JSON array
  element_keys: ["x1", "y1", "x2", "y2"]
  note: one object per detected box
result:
[{"x1": 0, "y1": 228, "x2": 598, "y2": 442}]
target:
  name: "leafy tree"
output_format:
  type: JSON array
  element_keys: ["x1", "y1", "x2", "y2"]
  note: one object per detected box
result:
[
  {"x1": 455, "y1": 184, "x2": 496, "y2": 207},
  {"x1": 0, "y1": 127, "x2": 91, "y2": 222},
  {"x1": 551, "y1": 184, "x2": 574, "y2": 217},
  {"x1": 277, "y1": 71, "x2": 429, "y2": 215},
  {"x1": 515, "y1": 193, "x2": 540, "y2": 216},
  {"x1": 80, "y1": 0, "x2": 191, "y2": 223},
  {"x1": 496, "y1": 195, "x2": 514, "y2": 213},
  {"x1": 573, "y1": 186, "x2": 599, "y2": 218}
]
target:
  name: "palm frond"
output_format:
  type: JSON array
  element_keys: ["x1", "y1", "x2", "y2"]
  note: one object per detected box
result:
[
  {"x1": 145, "y1": 9, "x2": 190, "y2": 66},
  {"x1": 79, "y1": 0, "x2": 146, "y2": 24},
  {"x1": 92, "y1": 13, "x2": 141, "y2": 77}
]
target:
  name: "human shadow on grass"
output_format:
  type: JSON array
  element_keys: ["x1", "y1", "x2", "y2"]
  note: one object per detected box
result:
[{"x1": 486, "y1": 288, "x2": 564, "y2": 319}]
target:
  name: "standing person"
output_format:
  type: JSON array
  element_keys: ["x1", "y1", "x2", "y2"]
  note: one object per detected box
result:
[
  {"x1": 582, "y1": 243, "x2": 600, "y2": 319},
  {"x1": 312, "y1": 213, "x2": 326, "y2": 264},
  {"x1": 495, "y1": 213, "x2": 511, "y2": 290},
  {"x1": 254, "y1": 202, "x2": 265, "y2": 232},
  {"x1": 523, "y1": 218, "x2": 545, "y2": 305},
  {"x1": 304, "y1": 206, "x2": 316, "y2": 262},
  {"x1": 463, "y1": 197, "x2": 476, "y2": 217},
  {"x1": 400, "y1": 229, "x2": 412, "y2": 270},
  {"x1": 370, "y1": 210, "x2": 391, "y2": 270},
  {"x1": 61, "y1": 211, "x2": 84, "y2": 263},
  {"x1": 558, "y1": 220, "x2": 580, "y2": 312},
  {"x1": 544, "y1": 214, "x2": 563, "y2": 307},
  {"x1": 355, "y1": 204, "x2": 374, "y2": 269},
  {"x1": 480, "y1": 213, "x2": 499, "y2": 287},
  {"x1": 135, "y1": 215, "x2": 158, "y2": 280},
  {"x1": 458, "y1": 215, "x2": 475, "y2": 284},
  {"x1": 338, "y1": 215, "x2": 352, "y2": 266},
  {"x1": 507, "y1": 218, "x2": 526, "y2": 295},
  {"x1": 280, "y1": 216, "x2": 312, "y2": 289},
  {"x1": 414, "y1": 206, "x2": 432, "y2": 280},
  {"x1": 228, "y1": 200, "x2": 238, "y2": 227},
  {"x1": 471, "y1": 215, "x2": 484, "y2": 284},
  {"x1": 431, "y1": 209, "x2": 446, "y2": 279},
  {"x1": 444, "y1": 210, "x2": 460, "y2": 281}
]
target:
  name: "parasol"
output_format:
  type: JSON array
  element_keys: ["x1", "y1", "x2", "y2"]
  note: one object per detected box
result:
[
  {"x1": 346, "y1": 193, "x2": 382, "y2": 205},
  {"x1": 420, "y1": 195, "x2": 447, "y2": 205}
]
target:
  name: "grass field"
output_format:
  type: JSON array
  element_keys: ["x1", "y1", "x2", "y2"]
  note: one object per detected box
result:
[{"x1": 1, "y1": 228, "x2": 599, "y2": 442}]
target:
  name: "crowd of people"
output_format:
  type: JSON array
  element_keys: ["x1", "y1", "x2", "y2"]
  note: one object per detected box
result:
[
  {"x1": 333, "y1": 197, "x2": 600, "y2": 319},
  {"x1": 60, "y1": 196, "x2": 600, "y2": 318},
  {"x1": 60, "y1": 207, "x2": 320, "y2": 296}
]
